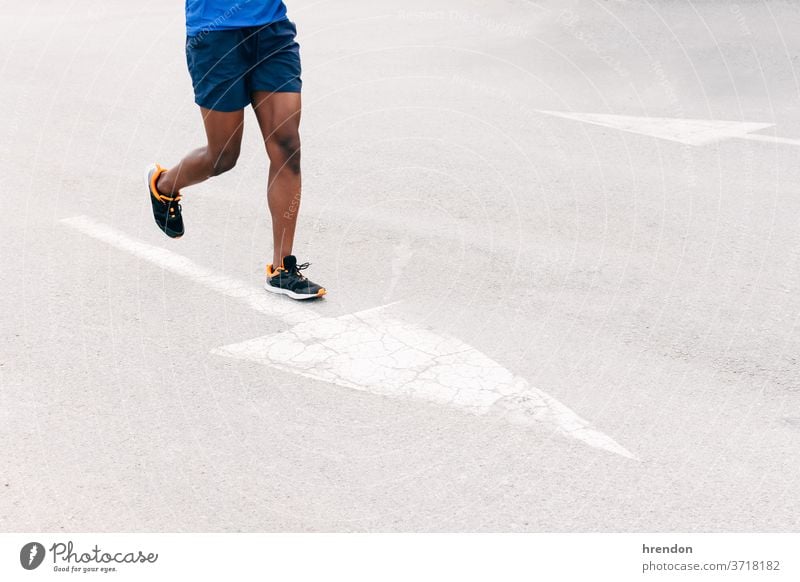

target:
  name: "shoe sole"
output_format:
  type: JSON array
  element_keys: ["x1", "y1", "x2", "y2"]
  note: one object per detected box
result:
[
  {"x1": 264, "y1": 283, "x2": 327, "y2": 300},
  {"x1": 144, "y1": 164, "x2": 183, "y2": 239}
]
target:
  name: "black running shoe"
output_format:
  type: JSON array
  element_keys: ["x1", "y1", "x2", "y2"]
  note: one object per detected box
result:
[
  {"x1": 145, "y1": 163, "x2": 184, "y2": 238},
  {"x1": 265, "y1": 255, "x2": 327, "y2": 300}
]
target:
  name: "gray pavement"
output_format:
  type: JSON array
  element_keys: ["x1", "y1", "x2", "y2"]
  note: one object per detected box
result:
[{"x1": 1, "y1": 0, "x2": 799, "y2": 531}]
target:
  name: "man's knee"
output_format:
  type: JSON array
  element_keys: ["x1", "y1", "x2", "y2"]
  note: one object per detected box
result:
[
  {"x1": 269, "y1": 129, "x2": 301, "y2": 174},
  {"x1": 210, "y1": 148, "x2": 240, "y2": 176}
]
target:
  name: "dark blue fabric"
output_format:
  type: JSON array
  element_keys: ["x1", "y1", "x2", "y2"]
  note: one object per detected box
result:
[
  {"x1": 186, "y1": 0, "x2": 287, "y2": 36},
  {"x1": 185, "y1": 19, "x2": 302, "y2": 112}
]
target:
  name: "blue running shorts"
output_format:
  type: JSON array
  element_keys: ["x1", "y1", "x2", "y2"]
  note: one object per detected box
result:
[{"x1": 185, "y1": 18, "x2": 301, "y2": 112}]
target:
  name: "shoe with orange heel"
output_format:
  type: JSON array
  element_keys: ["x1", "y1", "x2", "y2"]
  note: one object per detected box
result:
[
  {"x1": 265, "y1": 255, "x2": 326, "y2": 300},
  {"x1": 145, "y1": 163, "x2": 184, "y2": 238}
]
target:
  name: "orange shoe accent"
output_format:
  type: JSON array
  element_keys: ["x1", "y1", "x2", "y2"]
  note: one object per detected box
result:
[
  {"x1": 150, "y1": 164, "x2": 181, "y2": 204},
  {"x1": 266, "y1": 263, "x2": 288, "y2": 277},
  {"x1": 317, "y1": 288, "x2": 327, "y2": 296},
  {"x1": 149, "y1": 164, "x2": 167, "y2": 201}
]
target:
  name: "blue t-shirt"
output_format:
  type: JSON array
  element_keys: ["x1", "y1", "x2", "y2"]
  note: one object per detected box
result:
[{"x1": 186, "y1": 0, "x2": 288, "y2": 36}]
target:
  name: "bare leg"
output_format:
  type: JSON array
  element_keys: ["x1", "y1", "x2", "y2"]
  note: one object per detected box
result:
[
  {"x1": 157, "y1": 107, "x2": 245, "y2": 194},
  {"x1": 251, "y1": 91, "x2": 302, "y2": 267}
]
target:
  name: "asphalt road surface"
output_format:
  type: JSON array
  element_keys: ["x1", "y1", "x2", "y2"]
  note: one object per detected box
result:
[{"x1": 1, "y1": 0, "x2": 799, "y2": 532}]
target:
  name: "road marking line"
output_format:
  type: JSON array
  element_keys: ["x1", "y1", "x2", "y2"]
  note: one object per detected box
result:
[
  {"x1": 538, "y1": 110, "x2": 775, "y2": 146},
  {"x1": 62, "y1": 214, "x2": 636, "y2": 459},
  {"x1": 738, "y1": 132, "x2": 800, "y2": 147},
  {"x1": 61, "y1": 215, "x2": 317, "y2": 326},
  {"x1": 213, "y1": 318, "x2": 637, "y2": 459}
]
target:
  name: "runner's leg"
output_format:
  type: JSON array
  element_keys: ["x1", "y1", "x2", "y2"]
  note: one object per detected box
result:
[
  {"x1": 251, "y1": 91, "x2": 302, "y2": 267},
  {"x1": 157, "y1": 107, "x2": 245, "y2": 194}
]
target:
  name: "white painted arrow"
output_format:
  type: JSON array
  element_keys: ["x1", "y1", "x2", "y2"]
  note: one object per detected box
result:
[
  {"x1": 62, "y1": 215, "x2": 636, "y2": 459},
  {"x1": 537, "y1": 110, "x2": 797, "y2": 147},
  {"x1": 213, "y1": 308, "x2": 636, "y2": 459}
]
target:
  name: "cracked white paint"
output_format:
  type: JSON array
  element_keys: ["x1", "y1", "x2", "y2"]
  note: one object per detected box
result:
[
  {"x1": 62, "y1": 214, "x2": 636, "y2": 460},
  {"x1": 213, "y1": 311, "x2": 636, "y2": 459}
]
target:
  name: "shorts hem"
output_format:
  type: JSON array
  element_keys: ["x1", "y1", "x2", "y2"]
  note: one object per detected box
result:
[
  {"x1": 194, "y1": 98, "x2": 249, "y2": 113},
  {"x1": 249, "y1": 85, "x2": 302, "y2": 95}
]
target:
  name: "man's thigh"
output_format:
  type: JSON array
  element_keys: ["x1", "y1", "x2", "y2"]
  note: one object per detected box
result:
[{"x1": 251, "y1": 92, "x2": 301, "y2": 145}]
